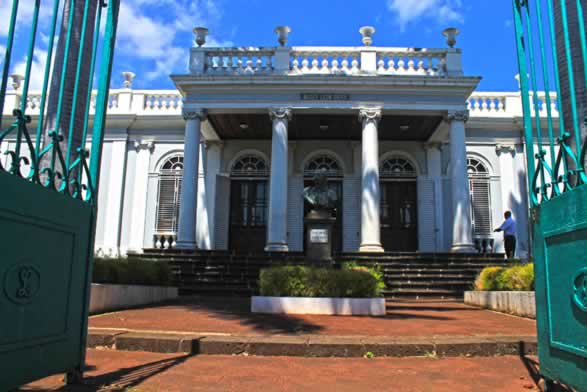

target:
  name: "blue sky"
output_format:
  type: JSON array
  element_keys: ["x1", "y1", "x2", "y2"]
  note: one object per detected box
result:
[{"x1": 1, "y1": 0, "x2": 520, "y2": 92}]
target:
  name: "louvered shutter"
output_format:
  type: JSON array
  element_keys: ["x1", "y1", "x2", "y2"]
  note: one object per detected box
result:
[
  {"x1": 155, "y1": 175, "x2": 182, "y2": 233},
  {"x1": 417, "y1": 178, "x2": 436, "y2": 251},
  {"x1": 470, "y1": 178, "x2": 492, "y2": 236}
]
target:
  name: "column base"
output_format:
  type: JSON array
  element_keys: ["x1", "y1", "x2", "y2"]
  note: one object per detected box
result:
[
  {"x1": 451, "y1": 243, "x2": 477, "y2": 253},
  {"x1": 265, "y1": 243, "x2": 289, "y2": 252},
  {"x1": 175, "y1": 241, "x2": 197, "y2": 250},
  {"x1": 359, "y1": 243, "x2": 385, "y2": 253}
]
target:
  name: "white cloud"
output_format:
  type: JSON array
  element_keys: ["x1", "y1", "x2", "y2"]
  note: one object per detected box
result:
[
  {"x1": 0, "y1": 45, "x2": 5, "y2": 66},
  {"x1": 387, "y1": 0, "x2": 464, "y2": 31},
  {"x1": 0, "y1": 1, "x2": 54, "y2": 37},
  {"x1": 114, "y1": 0, "x2": 229, "y2": 81},
  {"x1": 12, "y1": 49, "x2": 54, "y2": 91}
]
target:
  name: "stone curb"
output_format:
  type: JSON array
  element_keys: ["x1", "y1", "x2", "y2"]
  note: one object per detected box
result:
[{"x1": 88, "y1": 329, "x2": 537, "y2": 358}]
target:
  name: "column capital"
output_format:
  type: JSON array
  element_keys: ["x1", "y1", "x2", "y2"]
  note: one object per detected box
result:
[
  {"x1": 495, "y1": 144, "x2": 516, "y2": 156},
  {"x1": 132, "y1": 139, "x2": 155, "y2": 153},
  {"x1": 424, "y1": 142, "x2": 443, "y2": 152},
  {"x1": 446, "y1": 110, "x2": 470, "y2": 123},
  {"x1": 183, "y1": 108, "x2": 207, "y2": 121},
  {"x1": 269, "y1": 107, "x2": 292, "y2": 120},
  {"x1": 359, "y1": 108, "x2": 382, "y2": 124}
]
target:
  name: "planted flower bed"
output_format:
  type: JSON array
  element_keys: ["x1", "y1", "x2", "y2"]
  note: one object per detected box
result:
[
  {"x1": 90, "y1": 257, "x2": 177, "y2": 314},
  {"x1": 465, "y1": 263, "x2": 535, "y2": 319},
  {"x1": 251, "y1": 264, "x2": 386, "y2": 316}
]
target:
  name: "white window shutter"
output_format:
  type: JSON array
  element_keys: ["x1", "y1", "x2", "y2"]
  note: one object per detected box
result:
[
  {"x1": 470, "y1": 178, "x2": 492, "y2": 236},
  {"x1": 417, "y1": 178, "x2": 436, "y2": 252}
]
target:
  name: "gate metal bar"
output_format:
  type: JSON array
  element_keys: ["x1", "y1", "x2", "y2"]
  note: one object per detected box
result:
[
  {"x1": 514, "y1": 0, "x2": 587, "y2": 206},
  {"x1": 0, "y1": 0, "x2": 120, "y2": 388},
  {"x1": 513, "y1": 0, "x2": 587, "y2": 390}
]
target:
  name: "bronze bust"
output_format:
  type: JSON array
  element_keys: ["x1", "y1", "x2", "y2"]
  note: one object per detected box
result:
[{"x1": 303, "y1": 171, "x2": 337, "y2": 212}]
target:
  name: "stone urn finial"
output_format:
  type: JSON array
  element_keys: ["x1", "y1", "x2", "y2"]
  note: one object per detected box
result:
[
  {"x1": 122, "y1": 71, "x2": 136, "y2": 89},
  {"x1": 442, "y1": 27, "x2": 460, "y2": 48},
  {"x1": 359, "y1": 26, "x2": 376, "y2": 46},
  {"x1": 193, "y1": 27, "x2": 209, "y2": 47},
  {"x1": 274, "y1": 26, "x2": 291, "y2": 47},
  {"x1": 10, "y1": 74, "x2": 24, "y2": 91}
]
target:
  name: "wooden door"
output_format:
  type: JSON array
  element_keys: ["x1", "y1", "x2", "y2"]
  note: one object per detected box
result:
[
  {"x1": 229, "y1": 180, "x2": 268, "y2": 254},
  {"x1": 380, "y1": 181, "x2": 418, "y2": 251}
]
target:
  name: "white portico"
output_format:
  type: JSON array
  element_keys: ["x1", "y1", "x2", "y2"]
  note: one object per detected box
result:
[
  {"x1": 172, "y1": 26, "x2": 480, "y2": 254},
  {"x1": 3, "y1": 27, "x2": 542, "y2": 258}
]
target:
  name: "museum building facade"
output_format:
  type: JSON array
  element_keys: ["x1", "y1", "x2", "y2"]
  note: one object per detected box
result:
[{"x1": 2, "y1": 28, "x2": 554, "y2": 259}]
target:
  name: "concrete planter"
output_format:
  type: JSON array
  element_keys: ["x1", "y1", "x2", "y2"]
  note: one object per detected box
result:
[
  {"x1": 90, "y1": 283, "x2": 178, "y2": 314},
  {"x1": 251, "y1": 296, "x2": 386, "y2": 316},
  {"x1": 464, "y1": 291, "x2": 535, "y2": 319}
]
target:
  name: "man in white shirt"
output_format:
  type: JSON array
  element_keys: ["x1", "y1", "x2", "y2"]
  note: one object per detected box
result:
[{"x1": 494, "y1": 211, "x2": 517, "y2": 259}]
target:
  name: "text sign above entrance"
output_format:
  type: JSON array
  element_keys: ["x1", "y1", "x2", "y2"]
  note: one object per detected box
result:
[
  {"x1": 301, "y1": 93, "x2": 350, "y2": 101},
  {"x1": 310, "y1": 229, "x2": 329, "y2": 244}
]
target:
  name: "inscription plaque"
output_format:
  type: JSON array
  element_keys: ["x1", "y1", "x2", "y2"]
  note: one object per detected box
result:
[{"x1": 310, "y1": 229, "x2": 329, "y2": 244}]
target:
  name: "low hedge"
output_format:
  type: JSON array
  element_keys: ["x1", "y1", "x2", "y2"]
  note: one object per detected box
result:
[
  {"x1": 475, "y1": 263, "x2": 534, "y2": 291},
  {"x1": 93, "y1": 257, "x2": 172, "y2": 286},
  {"x1": 259, "y1": 264, "x2": 385, "y2": 298}
]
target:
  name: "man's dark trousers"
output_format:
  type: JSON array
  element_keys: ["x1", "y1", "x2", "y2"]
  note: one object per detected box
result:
[{"x1": 504, "y1": 235, "x2": 516, "y2": 259}]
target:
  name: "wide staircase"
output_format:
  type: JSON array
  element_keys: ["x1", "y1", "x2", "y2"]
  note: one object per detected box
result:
[{"x1": 134, "y1": 250, "x2": 510, "y2": 300}]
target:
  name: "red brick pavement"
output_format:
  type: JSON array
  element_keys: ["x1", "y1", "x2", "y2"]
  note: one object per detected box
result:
[
  {"x1": 89, "y1": 298, "x2": 536, "y2": 337},
  {"x1": 22, "y1": 349, "x2": 544, "y2": 391}
]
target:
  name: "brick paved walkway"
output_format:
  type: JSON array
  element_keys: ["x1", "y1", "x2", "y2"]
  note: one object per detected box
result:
[
  {"x1": 89, "y1": 298, "x2": 536, "y2": 337},
  {"x1": 22, "y1": 349, "x2": 544, "y2": 391}
]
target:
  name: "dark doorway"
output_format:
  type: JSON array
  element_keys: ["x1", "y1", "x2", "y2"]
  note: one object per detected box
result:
[
  {"x1": 380, "y1": 181, "x2": 418, "y2": 251},
  {"x1": 229, "y1": 180, "x2": 268, "y2": 254},
  {"x1": 303, "y1": 180, "x2": 343, "y2": 254}
]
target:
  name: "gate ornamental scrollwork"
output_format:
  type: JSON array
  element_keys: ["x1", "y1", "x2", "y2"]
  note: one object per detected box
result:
[
  {"x1": 3, "y1": 263, "x2": 41, "y2": 305},
  {"x1": 572, "y1": 268, "x2": 587, "y2": 312}
]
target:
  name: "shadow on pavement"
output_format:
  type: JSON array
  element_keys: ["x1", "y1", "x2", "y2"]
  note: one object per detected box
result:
[
  {"x1": 175, "y1": 296, "x2": 326, "y2": 334},
  {"x1": 20, "y1": 354, "x2": 192, "y2": 392}
]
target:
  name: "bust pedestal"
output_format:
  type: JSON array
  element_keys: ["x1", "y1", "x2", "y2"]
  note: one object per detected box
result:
[{"x1": 305, "y1": 209, "x2": 336, "y2": 264}]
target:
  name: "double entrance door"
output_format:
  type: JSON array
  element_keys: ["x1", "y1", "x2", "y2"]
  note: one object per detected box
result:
[
  {"x1": 380, "y1": 180, "x2": 418, "y2": 251},
  {"x1": 229, "y1": 180, "x2": 268, "y2": 254}
]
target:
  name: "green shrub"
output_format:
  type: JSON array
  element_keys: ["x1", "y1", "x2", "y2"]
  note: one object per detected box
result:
[
  {"x1": 475, "y1": 266, "x2": 506, "y2": 291},
  {"x1": 259, "y1": 265, "x2": 384, "y2": 298},
  {"x1": 93, "y1": 257, "x2": 171, "y2": 286},
  {"x1": 475, "y1": 264, "x2": 534, "y2": 291}
]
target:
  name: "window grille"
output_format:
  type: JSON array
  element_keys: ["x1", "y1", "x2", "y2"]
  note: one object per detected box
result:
[
  {"x1": 155, "y1": 156, "x2": 183, "y2": 233},
  {"x1": 231, "y1": 154, "x2": 269, "y2": 177},
  {"x1": 380, "y1": 157, "x2": 417, "y2": 178},
  {"x1": 467, "y1": 157, "x2": 492, "y2": 236},
  {"x1": 304, "y1": 154, "x2": 343, "y2": 178}
]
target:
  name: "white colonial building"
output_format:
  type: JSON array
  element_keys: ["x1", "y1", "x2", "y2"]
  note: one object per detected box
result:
[{"x1": 2, "y1": 27, "x2": 556, "y2": 259}]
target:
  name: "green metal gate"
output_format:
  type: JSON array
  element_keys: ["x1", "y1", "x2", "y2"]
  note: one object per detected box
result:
[
  {"x1": 0, "y1": 0, "x2": 119, "y2": 389},
  {"x1": 513, "y1": 0, "x2": 587, "y2": 390}
]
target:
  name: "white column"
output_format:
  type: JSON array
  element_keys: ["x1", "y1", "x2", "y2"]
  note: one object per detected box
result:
[
  {"x1": 426, "y1": 143, "x2": 444, "y2": 251},
  {"x1": 496, "y1": 144, "x2": 517, "y2": 214},
  {"x1": 448, "y1": 110, "x2": 475, "y2": 252},
  {"x1": 128, "y1": 139, "x2": 154, "y2": 253},
  {"x1": 359, "y1": 108, "x2": 384, "y2": 253},
  {"x1": 265, "y1": 108, "x2": 291, "y2": 252},
  {"x1": 102, "y1": 138, "x2": 129, "y2": 256},
  {"x1": 176, "y1": 109, "x2": 206, "y2": 250}
]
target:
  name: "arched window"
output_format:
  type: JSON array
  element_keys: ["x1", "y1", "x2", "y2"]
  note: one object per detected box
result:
[
  {"x1": 380, "y1": 156, "x2": 417, "y2": 178},
  {"x1": 467, "y1": 157, "x2": 492, "y2": 236},
  {"x1": 304, "y1": 154, "x2": 343, "y2": 178},
  {"x1": 155, "y1": 155, "x2": 183, "y2": 234},
  {"x1": 231, "y1": 154, "x2": 269, "y2": 177}
]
